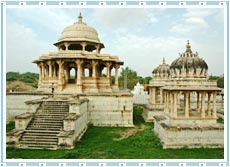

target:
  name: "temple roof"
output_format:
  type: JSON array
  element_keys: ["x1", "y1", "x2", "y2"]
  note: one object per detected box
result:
[
  {"x1": 152, "y1": 58, "x2": 170, "y2": 76},
  {"x1": 54, "y1": 13, "x2": 104, "y2": 47},
  {"x1": 170, "y1": 40, "x2": 208, "y2": 72}
]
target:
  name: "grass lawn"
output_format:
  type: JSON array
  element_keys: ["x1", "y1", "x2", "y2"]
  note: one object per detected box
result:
[{"x1": 6, "y1": 105, "x2": 224, "y2": 159}]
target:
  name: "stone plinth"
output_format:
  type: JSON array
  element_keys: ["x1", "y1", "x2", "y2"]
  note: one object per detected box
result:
[{"x1": 153, "y1": 115, "x2": 224, "y2": 149}]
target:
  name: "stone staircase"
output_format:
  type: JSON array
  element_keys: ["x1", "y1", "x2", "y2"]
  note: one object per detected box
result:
[{"x1": 19, "y1": 101, "x2": 69, "y2": 149}]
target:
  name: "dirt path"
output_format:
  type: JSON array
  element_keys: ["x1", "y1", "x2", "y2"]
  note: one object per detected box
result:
[{"x1": 113, "y1": 124, "x2": 146, "y2": 141}]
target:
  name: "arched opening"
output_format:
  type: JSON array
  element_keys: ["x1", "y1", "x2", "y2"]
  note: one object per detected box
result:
[
  {"x1": 85, "y1": 44, "x2": 96, "y2": 52},
  {"x1": 84, "y1": 68, "x2": 90, "y2": 77},
  {"x1": 68, "y1": 44, "x2": 82, "y2": 50},
  {"x1": 111, "y1": 67, "x2": 115, "y2": 84},
  {"x1": 69, "y1": 68, "x2": 77, "y2": 83}
]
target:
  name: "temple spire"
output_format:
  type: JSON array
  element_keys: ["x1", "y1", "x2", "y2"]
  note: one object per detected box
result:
[{"x1": 78, "y1": 12, "x2": 83, "y2": 23}]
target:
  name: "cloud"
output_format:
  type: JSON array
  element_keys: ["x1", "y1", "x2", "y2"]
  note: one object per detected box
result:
[
  {"x1": 170, "y1": 8, "x2": 220, "y2": 34},
  {"x1": 93, "y1": 9, "x2": 158, "y2": 31},
  {"x1": 6, "y1": 16, "x2": 56, "y2": 73},
  {"x1": 110, "y1": 35, "x2": 187, "y2": 77}
]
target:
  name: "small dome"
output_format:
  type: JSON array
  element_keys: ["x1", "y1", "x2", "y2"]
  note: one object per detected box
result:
[
  {"x1": 56, "y1": 13, "x2": 103, "y2": 45},
  {"x1": 170, "y1": 40, "x2": 208, "y2": 78},
  {"x1": 152, "y1": 58, "x2": 170, "y2": 78}
]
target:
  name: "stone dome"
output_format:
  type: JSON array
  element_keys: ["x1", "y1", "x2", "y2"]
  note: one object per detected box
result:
[
  {"x1": 170, "y1": 40, "x2": 208, "y2": 78},
  {"x1": 152, "y1": 58, "x2": 170, "y2": 78},
  {"x1": 55, "y1": 13, "x2": 104, "y2": 47}
]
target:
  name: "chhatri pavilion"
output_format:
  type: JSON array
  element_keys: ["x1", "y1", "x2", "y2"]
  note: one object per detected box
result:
[
  {"x1": 148, "y1": 41, "x2": 224, "y2": 148},
  {"x1": 33, "y1": 13, "x2": 123, "y2": 93}
]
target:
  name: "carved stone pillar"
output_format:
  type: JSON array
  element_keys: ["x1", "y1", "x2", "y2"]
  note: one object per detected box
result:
[
  {"x1": 57, "y1": 60, "x2": 64, "y2": 90},
  {"x1": 81, "y1": 42, "x2": 87, "y2": 52},
  {"x1": 96, "y1": 44, "x2": 101, "y2": 53},
  {"x1": 201, "y1": 92, "x2": 206, "y2": 118},
  {"x1": 213, "y1": 92, "x2": 217, "y2": 118},
  {"x1": 196, "y1": 92, "x2": 200, "y2": 112},
  {"x1": 64, "y1": 42, "x2": 70, "y2": 51},
  {"x1": 92, "y1": 60, "x2": 98, "y2": 78},
  {"x1": 170, "y1": 92, "x2": 173, "y2": 115},
  {"x1": 76, "y1": 60, "x2": 83, "y2": 86},
  {"x1": 207, "y1": 92, "x2": 211, "y2": 116},
  {"x1": 105, "y1": 62, "x2": 112, "y2": 78},
  {"x1": 47, "y1": 61, "x2": 52, "y2": 78},
  {"x1": 173, "y1": 91, "x2": 178, "y2": 118},
  {"x1": 37, "y1": 63, "x2": 42, "y2": 85},
  {"x1": 115, "y1": 64, "x2": 120, "y2": 86},
  {"x1": 184, "y1": 91, "x2": 189, "y2": 118}
]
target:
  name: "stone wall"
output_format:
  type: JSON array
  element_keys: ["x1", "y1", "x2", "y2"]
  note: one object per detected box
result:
[
  {"x1": 132, "y1": 94, "x2": 149, "y2": 105},
  {"x1": 80, "y1": 93, "x2": 134, "y2": 127},
  {"x1": 6, "y1": 93, "x2": 45, "y2": 123}
]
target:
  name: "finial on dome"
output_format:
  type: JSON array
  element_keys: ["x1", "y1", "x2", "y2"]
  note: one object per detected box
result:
[
  {"x1": 78, "y1": 12, "x2": 83, "y2": 23},
  {"x1": 185, "y1": 40, "x2": 192, "y2": 53},
  {"x1": 186, "y1": 40, "x2": 190, "y2": 49},
  {"x1": 163, "y1": 57, "x2": 166, "y2": 64}
]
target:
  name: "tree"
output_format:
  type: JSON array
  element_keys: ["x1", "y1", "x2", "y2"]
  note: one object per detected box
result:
[
  {"x1": 209, "y1": 75, "x2": 224, "y2": 88},
  {"x1": 119, "y1": 67, "x2": 138, "y2": 90}
]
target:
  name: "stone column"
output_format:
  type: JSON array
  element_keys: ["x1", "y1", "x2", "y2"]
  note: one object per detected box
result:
[
  {"x1": 57, "y1": 61, "x2": 64, "y2": 90},
  {"x1": 221, "y1": 94, "x2": 224, "y2": 109},
  {"x1": 92, "y1": 60, "x2": 98, "y2": 78},
  {"x1": 115, "y1": 64, "x2": 120, "y2": 86},
  {"x1": 166, "y1": 91, "x2": 169, "y2": 114},
  {"x1": 170, "y1": 92, "x2": 173, "y2": 116},
  {"x1": 151, "y1": 88, "x2": 156, "y2": 104},
  {"x1": 213, "y1": 91, "x2": 217, "y2": 118},
  {"x1": 81, "y1": 42, "x2": 87, "y2": 52},
  {"x1": 41, "y1": 64, "x2": 45, "y2": 78},
  {"x1": 207, "y1": 92, "x2": 211, "y2": 116},
  {"x1": 64, "y1": 42, "x2": 70, "y2": 51},
  {"x1": 106, "y1": 62, "x2": 112, "y2": 78},
  {"x1": 160, "y1": 89, "x2": 163, "y2": 104},
  {"x1": 53, "y1": 65, "x2": 57, "y2": 78},
  {"x1": 76, "y1": 60, "x2": 83, "y2": 86},
  {"x1": 201, "y1": 92, "x2": 206, "y2": 118},
  {"x1": 184, "y1": 91, "x2": 189, "y2": 118},
  {"x1": 173, "y1": 91, "x2": 178, "y2": 118},
  {"x1": 196, "y1": 92, "x2": 200, "y2": 112},
  {"x1": 37, "y1": 64, "x2": 42, "y2": 84},
  {"x1": 163, "y1": 91, "x2": 167, "y2": 113},
  {"x1": 96, "y1": 44, "x2": 101, "y2": 53},
  {"x1": 47, "y1": 61, "x2": 52, "y2": 78}
]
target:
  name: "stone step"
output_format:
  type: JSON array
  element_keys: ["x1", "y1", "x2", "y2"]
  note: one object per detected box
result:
[
  {"x1": 29, "y1": 121, "x2": 63, "y2": 124},
  {"x1": 21, "y1": 135, "x2": 58, "y2": 139},
  {"x1": 31, "y1": 118, "x2": 64, "y2": 122},
  {"x1": 24, "y1": 129, "x2": 60, "y2": 133},
  {"x1": 20, "y1": 137, "x2": 58, "y2": 142},
  {"x1": 27, "y1": 125, "x2": 62, "y2": 128},
  {"x1": 26, "y1": 127, "x2": 62, "y2": 131},
  {"x1": 23, "y1": 132, "x2": 58, "y2": 136},
  {"x1": 36, "y1": 113, "x2": 68, "y2": 116},
  {"x1": 20, "y1": 140, "x2": 57, "y2": 145}
]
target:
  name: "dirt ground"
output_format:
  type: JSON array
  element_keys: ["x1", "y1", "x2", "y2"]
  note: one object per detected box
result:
[
  {"x1": 6, "y1": 81, "x2": 36, "y2": 92},
  {"x1": 113, "y1": 124, "x2": 146, "y2": 141}
]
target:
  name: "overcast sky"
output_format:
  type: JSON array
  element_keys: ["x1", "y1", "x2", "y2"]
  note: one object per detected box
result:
[{"x1": 6, "y1": 8, "x2": 224, "y2": 77}]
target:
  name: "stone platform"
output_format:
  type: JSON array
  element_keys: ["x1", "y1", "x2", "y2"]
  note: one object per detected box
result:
[{"x1": 153, "y1": 115, "x2": 224, "y2": 149}]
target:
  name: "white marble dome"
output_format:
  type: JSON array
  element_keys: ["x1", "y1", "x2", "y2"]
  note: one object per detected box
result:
[{"x1": 57, "y1": 13, "x2": 103, "y2": 45}]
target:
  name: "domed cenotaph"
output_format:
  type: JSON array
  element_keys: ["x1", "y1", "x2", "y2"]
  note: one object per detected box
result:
[
  {"x1": 33, "y1": 13, "x2": 123, "y2": 93},
  {"x1": 151, "y1": 41, "x2": 224, "y2": 148}
]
